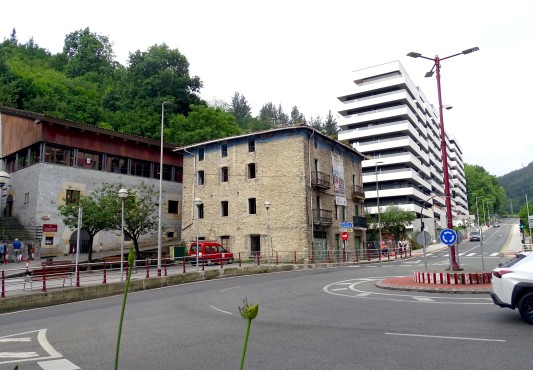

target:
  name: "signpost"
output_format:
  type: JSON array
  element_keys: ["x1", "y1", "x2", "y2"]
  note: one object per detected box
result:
[
  {"x1": 341, "y1": 231, "x2": 348, "y2": 262},
  {"x1": 416, "y1": 231, "x2": 432, "y2": 271},
  {"x1": 440, "y1": 229, "x2": 459, "y2": 271}
]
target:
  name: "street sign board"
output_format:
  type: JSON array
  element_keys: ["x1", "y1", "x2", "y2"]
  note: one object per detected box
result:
[
  {"x1": 341, "y1": 231, "x2": 349, "y2": 241},
  {"x1": 340, "y1": 222, "x2": 353, "y2": 228},
  {"x1": 456, "y1": 231, "x2": 464, "y2": 244},
  {"x1": 439, "y1": 229, "x2": 457, "y2": 245},
  {"x1": 416, "y1": 231, "x2": 432, "y2": 245},
  {"x1": 529, "y1": 216, "x2": 533, "y2": 228}
]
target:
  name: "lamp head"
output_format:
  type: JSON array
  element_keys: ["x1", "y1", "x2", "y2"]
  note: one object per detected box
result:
[
  {"x1": 194, "y1": 197, "x2": 203, "y2": 206},
  {"x1": 118, "y1": 188, "x2": 128, "y2": 199},
  {"x1": 264, "y1": 201, "x2": 271, "y2": 210}
]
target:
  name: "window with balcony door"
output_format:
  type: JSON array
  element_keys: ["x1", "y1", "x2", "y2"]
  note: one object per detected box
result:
[{"x1": 221, "y1": 167, "x2": 229, "y2": 182}]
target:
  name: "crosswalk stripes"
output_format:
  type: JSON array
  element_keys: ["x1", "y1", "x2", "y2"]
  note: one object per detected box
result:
[{"x1": 438, "y1": 252, "x2": 500, "y2": 257}]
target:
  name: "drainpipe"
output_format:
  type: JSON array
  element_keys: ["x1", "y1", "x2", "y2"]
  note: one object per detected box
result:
[
  {"x1": 308, "y1": 129, "x2": 316, "y2": 262},
  {"x1": 182, "y1": 148, "x2": 196, "y2": 240}
]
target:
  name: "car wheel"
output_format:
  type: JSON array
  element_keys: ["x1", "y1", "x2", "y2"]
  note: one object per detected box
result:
[
  {"x1": 518, "y1": 292, "x2": 533, "y2": 325},
  {"x1": 227, "y1": 258, "x2": 233, "y2": 264},
  {"x1": 206, "y1": 259, "x2": 212, "y2": 266}
]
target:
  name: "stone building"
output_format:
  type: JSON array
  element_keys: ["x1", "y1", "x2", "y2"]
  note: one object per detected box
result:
[
  {"x1": 0, "y1": 106, "x2": 183, "y2": 256},
  {"x1": 177, "y1": 126, "x2": 368, "y2": 261}
]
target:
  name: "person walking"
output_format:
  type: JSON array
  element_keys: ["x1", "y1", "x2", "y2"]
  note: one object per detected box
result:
[
  {"x1": 12, "y1": 238, "x2": 22, "y2": 263},
  {"x1": 0, "y1": 240, "x2": 5, "y2": 263}
]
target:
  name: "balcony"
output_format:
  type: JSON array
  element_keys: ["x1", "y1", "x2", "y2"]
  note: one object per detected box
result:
[
  {"x1": 311, "y1": 171, "x2": 331, "y2": 190},
  {"x1": 351, "y1": 185, "x2": 365, "y2": 201},
  {"x1": 313, "y1": 209, "x2": 333, "y2": 226},
  {"x1": 352, "y1": 215, "x2": 367, "y2": 229}
]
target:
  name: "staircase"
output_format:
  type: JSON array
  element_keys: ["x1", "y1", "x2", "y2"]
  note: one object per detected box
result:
[{"x1": 0, "y1": 216, "x2": 37, "y2": 243}]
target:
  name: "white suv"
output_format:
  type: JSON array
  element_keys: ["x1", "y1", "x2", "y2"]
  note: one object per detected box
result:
[{"x1": 491, "y1": 252, "x2": 533, "y2": 324}]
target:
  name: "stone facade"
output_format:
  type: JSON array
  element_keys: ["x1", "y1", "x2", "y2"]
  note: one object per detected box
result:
[{"x1": 180, "y1": 127, "x2": 367, "y2": 261}]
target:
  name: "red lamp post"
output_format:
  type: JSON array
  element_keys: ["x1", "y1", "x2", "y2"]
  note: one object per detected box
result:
[{"x1": 407, "y1": 47, "x2": 479, "y2": 271}]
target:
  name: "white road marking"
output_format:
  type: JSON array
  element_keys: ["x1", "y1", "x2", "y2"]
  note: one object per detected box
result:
[
  {"x1": 0, "y1": 338, "x2": 31, "y2": 342},
  {"x1": 385, "y1": 332, "x2": 505, "y2": 342},
  {"x1": 466, "y1": 253, "x2": 476, "y2": 257},
  {"x1": 38, "y1": 358, "x2": 81, "y2": 369},
  {"x1": 0, "y1": 352, "x2": 38, "y2": 358},
  {"x1": 331, "y1": 287, "x2": 347, "y2": 291},
  {"x1": 220, "y1": 286, "x2": 240, "y2": 292},
  {"x1": 413, "y1": 297, "x2": 434, "y2": 302},
  {"x1": 490, "y1": 253, "x2": 499, "y2": 256},
  {"x1": 209, "y1": 305, "x2": 233, "y2": 315}
]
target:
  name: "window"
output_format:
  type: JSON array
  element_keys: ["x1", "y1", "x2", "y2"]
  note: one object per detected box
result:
[
  {"x1": 168, "y1": 200, "x2": 179, "y2": 214},
  {"x1": 250, "y1": 235, "x2": 261, "y2": 255},
  {"x1": 221, "y1": 167, "x2": 229, "y2": 182},
  {"x1": 248, "y1": 138, "x2": 255, "y2": 152},
  {"x1": 130, "y1": 159, "x2": 151, "y2": 178},
  {"x1": 155, "y1": 163, "x2": 173, "y2": 181},
  {"x1": 66, "y1": 189, "x2": 80, "y2": 205},
  {"x1": 197, "y1": 203, "x2": 204, "y2": 219},
  {"x1": 77, "y1": 150, "x2": 101, "y2": 170},
  {"x1": 44, "y1": 146, "x2": 72, "y2": 166},
  {"x1": 247, "y1": 163, "x2": 256, "y2": 179},
  {"x1": 198, "y1": 147, "x2": 205, "y2": 161},
  {"x1": 106, "y1": 156, "x2": 128, "y2": 174},
  {"x1": 248, "y1": 198, "x2": 257, "y2": 214},
  {"x1": 220, "y1": 236, "x2": 230, "y2": 250},
  {"x1": 198, "y1": 170, "x2": 205, "y2": 185},
  {"x1": 342, "y1": 206, "x2": 346, "y2": 221},
  {"x1": 221, "y1": 143, "x2": 228, "y2": 157},
  {"x1": 221, "y1": 201, "x2": 229, "y2": 217}
]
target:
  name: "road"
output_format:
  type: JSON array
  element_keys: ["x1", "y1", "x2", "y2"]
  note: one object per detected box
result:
[{"x1": 1, "y1": 220, "x2": 530, "y2": 370}]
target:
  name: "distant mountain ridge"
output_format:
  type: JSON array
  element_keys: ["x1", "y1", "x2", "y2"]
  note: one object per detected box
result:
[{"x1": 498, "y1": 162, "x2": 533, "y2": 212}]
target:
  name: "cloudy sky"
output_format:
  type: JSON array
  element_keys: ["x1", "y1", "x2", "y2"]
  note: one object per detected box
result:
[{"x1": 2, "y1": 0, "x2": 531, "y2": 177}]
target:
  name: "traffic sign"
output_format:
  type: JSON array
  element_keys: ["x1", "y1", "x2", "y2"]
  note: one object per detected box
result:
[
  {"x1": 341, "y1": 231, "x2": 349, "y2": 241},
  {"x1": 340, "y1": 222, "x2": 353, "y2": 228},
  {"x1": 416, "y1": 231, "x2": 431, "y2": 246},
  {"x1": 529, "y1": 216, "x2": 533, "y2": 228},
  {"x1": 439, "y1": 229, "x2": 457, "y2": 245}
]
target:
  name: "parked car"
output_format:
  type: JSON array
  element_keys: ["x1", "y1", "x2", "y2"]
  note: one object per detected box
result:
[
  {"x1": 491, "y1": 252, "x2": 533, "y2": 324},
  {"x1": 188, "y1": 241, "x2": 234, "y2": 265},
  {"x1": 469, "y1": 230, "x2": 482, "y2": 242},
  {"x1": 493, "y1": 222, "x2": 500, "y2": 227}
]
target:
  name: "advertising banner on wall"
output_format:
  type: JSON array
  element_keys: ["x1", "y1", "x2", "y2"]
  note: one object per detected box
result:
[{"x1": 332, "y1": 152, "x2": 346, "y2": 206}]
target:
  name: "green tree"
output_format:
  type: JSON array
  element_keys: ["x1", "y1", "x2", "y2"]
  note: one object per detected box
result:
[
  {"x1": 309, "y1": 115, "x2": 323, "y2": 130},
  {"x1": 104, "y1": 183, "x2": 159, "y2": 260},
  {"x1": 289, "y1": 106, "x2": 306, "y2": 126},
  {"x1": 58, "y1": 186, "x2": 117, "y2": 263},
  {"x1": 376, "y1": 205, "x2": 416, "y2": 242},
  {"x1": 229, "y1": 92, "x2": 253, "y2": 129},
  {"x1": 62, "y1": 27, "x2": 116, "y2": 78},
  {"x1": 465, "y1": 164, "x2": 507, "y2": 217},
  {"x1": 322, "y1": 110, "x2": 338, "y2": 136},
  {"x1": 167, "y1": 104, "x2": 242, "y2": 146}
]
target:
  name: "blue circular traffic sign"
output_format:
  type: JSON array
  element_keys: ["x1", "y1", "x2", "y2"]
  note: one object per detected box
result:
[{"x1": 439, "y1": 229, "x2": 457, "y2": 245}]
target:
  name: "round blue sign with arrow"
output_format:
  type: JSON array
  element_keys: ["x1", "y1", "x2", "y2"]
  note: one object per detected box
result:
[{"x1": 439, "y1": 229, "x2": 457, "y2": 245}]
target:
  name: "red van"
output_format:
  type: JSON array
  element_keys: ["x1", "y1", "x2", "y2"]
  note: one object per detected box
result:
[{"x1": 189, "y1": 241, "x2": 234, "y2": 265}]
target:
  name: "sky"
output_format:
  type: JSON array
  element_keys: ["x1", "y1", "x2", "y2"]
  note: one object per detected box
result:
[{"x1": 2, "y1": 0, "x2": 532, "y2": 177}]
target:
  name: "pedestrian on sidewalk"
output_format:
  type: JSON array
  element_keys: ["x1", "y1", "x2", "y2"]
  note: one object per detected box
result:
[
  {"x1": 12, "y1": 238, "x2": 22, "y2": 263},
  {"x1": 0, "y1": 240, "x2": 5, "y2": 263}
]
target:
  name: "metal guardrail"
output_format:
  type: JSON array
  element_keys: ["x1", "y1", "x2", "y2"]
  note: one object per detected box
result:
[{"x1": 1, "y1": 248, "x2": 413, "y2": 299}]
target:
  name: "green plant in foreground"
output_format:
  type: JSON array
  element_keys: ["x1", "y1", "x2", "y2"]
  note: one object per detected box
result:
[
  {"x1": 238, "y1": 298, "x2": 259, "y2": 370},
  {"x1": 115, "y1": 248, "x2": 135, "y2": 370}
]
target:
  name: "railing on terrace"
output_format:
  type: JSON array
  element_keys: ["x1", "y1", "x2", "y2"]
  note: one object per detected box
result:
[
  {"x1": 311, "y1": 171, "x2": 331, "y2": 189},
  {"x1": 313, "y1": 209, "x2": 333, "y2": 225},
  {"x1": 0, "y1": 247, "x2": 413, "y2": 299}
]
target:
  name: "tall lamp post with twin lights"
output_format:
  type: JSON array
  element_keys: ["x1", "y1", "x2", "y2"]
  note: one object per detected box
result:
[
  {"x1": 0, "y1": 171, "x2": 10, "y2": 217},
  {"x1": 157, "y1": 101, "x2": 172, "y2": 277},
  {"x1": 118, "y1": 188, "x2": 128, "y2": 281},
  {"x1": 407, "y1": 47, "x2": 479, "y2": 270},
  {"x1": 375, "y1": 161, "x2": 384, "y2": 247}
]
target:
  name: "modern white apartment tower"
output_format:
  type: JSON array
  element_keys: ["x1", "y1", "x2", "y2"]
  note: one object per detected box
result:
[{"x1": 336, "y1": 61, "x2": 469, "y2": 239}]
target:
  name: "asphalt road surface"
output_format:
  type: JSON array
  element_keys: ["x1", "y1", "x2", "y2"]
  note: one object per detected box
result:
[{"x1": 1, "y1": 220, "x2": 530, "y2": 370}]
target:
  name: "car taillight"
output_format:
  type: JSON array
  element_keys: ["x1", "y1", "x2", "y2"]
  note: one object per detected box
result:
[{"x1": 492, "y1": 270, "x2": 513, "y2": 278}]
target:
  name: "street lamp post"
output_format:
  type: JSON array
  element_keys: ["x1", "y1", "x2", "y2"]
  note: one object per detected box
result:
[
  {"x1": 475, "y1": 196, "x2": 486, "y2": 271},
  {"x1": 118, "y1": 188, "x2": 128, "y2": 281},
  {"x1": 407, "y1": 46, "x2": 479, "y2": 271},
  {"x1": 0, "y1": 171, "x2": 10, "y2": 217},
  {"x1": 194, "y1": 197, "x2": 202, "y2": 271},
  {"x1": 264, "y1": 201, "x2": 271, "y2": 264},
  {"x1": 157, "y1": 101, "x2": 172, "y2": 277},
  {"x1": 375, "y1": 161, "x2": 384, "y2": 248}
]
